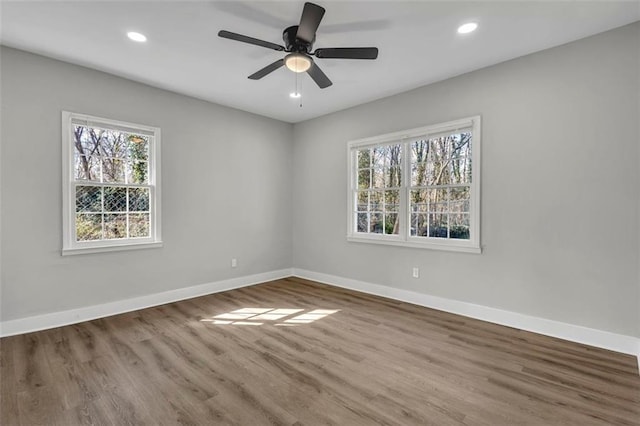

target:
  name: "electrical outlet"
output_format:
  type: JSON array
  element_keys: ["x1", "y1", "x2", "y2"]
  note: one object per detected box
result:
[
  {"x1": 412, "y1": 267, "x2": 419, "y2": 278},
  {"x1": 231, "y1": 258, "x2": 237, "y2": 268}
]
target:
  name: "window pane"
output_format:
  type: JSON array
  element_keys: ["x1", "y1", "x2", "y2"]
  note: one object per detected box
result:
[
  {"x1": 451, "y1": 132, "x2": 472, "y2": 158},
  {"x1": 450, "y1": 213, "x2": 470, "y2": 240},
  {"x1": 411, "y1": 140, "x2": 430, "y2": 187},
  {"x1": 449, "y1": 157, "x2": 472, "y2": 185},
  {"x1": 429, "y1": 213, "x2": 448, "y2": 238},
  {"x1": 76, "y1": 213, "x2": 102, "y2": 241},
  {"x1": 128, "y1": 160, "x2": 149, "y2": 185},
  {"x1": 127, "y1": 135, "x2": 150, "y2": 183},
  {"x1": 388, "y1": 145, "x2": 401, "y2": 167},
  {"x1": 357, "y1": 213, "x2": 368, "y2": 232},
  {"x1": 357, "y1": 149, "x2": 370, "y2": 169},
  {"x1": 410, "y1": 189, "x2": 428, "y2": 213},
  {"x1": 430, "y1": 188, "x2": 448, "y2": 212},
  {"x1": 427, "y1": 154, "x2": 442, "y2": 186},
  {"x1": 129, "y1": 187, "x2": 150, "y2": 212},
  {"x1": 450, "y1": 133, "x2": 472, "y2": 185},
  {"x1": 372, "y1": 146, "x2": 387, "y2": 168},
  {"x1": 370, "y1": 213, "x2": 383, "y2": 233},
  {"x1": 412, "y1": 189, "x2": 427, "y2": 203},
  {"x1": 104, "y1": 214, "x2": 127, "y2": 239},
  {"x1": 129, "y1": 213, "x2": 150, "y2": 238},
  {"x1": 411, "y1": 162, "x2": 429, "y2": 187},
  {"x1": 430, "y1": 201, "x2": 448, "y2": 214},
  {"x1": 411, "y1": 213, "x2": 428, "y2": 236},
  {"x1": 102, "y1": 158, "x2": 126, "y2": 183},
  {"x1": 411, "y1": 140, "x2": 429, "y2": 163},
  {"x1": 358, "y1": 169, "x2": 371, "y2": 189},
  {"x1": 74, "y1": 154, "x2": 101, "y2": 181},
  {"x1": 384, "y1": 190, "x2": 399, "y2": 212},
  {"x1": 449, "y1": 187, "x2": 470, "y2": 213},
  {"x1": 357, "y1": 191, "x2": 369, "y2": 212},
  {"x1": 384, "y1": 213, "x2": 398, "y2": 235},
  {"x1": 372, "y1": 167, "x2": 385, "y2": 188},
  {"x1": 385, "y1": 166, "x2": 401, "y2": 187},
  {"x1": 104, "y1": 187, "x2": 127, "y2": 212},
  {"x1": 370, "y1": 191, "x2": 383, "y2": 212},
  {"x1": 99, "y1": 130, "x2": 127, "y2": 158},
  {"x1": 372, "y1": 144, "x2": 402, "y2": 169},
  {"x1": 76, "y1": 186, "x2": 102, "y2": 212},
  {"x1": 74, "y1": 126, "x2": 100, "y2": 156},
  {"x1": 429, "y1": 142, "x2": 449, "y2": 185},
  {"x1": 128, "y1": 135, "x2": 149, "y2": 161}
]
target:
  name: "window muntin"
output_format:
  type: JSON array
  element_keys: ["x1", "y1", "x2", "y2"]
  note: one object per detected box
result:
[
  {"x1": 348, "y1": 117, "x2": 480, "y2": 253},
  {"x1": 62, "y1": 112, "x2": 161, "y2": 254}
]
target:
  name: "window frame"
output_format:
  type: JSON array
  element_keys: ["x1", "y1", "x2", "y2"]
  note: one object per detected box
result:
[
  {"x1": 347, "y1": 116, "x2": 481, "y2": 253},
  {"x1": 61, "y1": 111, "x2": 162, "y2": 255}
]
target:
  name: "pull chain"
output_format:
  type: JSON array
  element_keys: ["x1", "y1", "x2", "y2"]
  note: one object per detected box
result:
[
  {"x1": 292, "y1": 73, "x2": 303, "y2": 108},
  {"x1": 298, "y1": 73, "x2": 303, "y2": 108}
]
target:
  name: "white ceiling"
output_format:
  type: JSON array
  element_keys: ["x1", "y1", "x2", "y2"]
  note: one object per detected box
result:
[{"x1": 2, "y1": 1, "x2": 639, "y2": 123}]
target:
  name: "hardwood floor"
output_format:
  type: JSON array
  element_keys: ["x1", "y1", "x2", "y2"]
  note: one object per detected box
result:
[{"x1": 1, "y1": 277, "x2": 639, "y2": 425}]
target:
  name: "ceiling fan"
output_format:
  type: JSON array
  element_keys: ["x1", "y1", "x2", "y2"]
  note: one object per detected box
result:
[{"x1": 218, "y1": 2, "x2": 379, "y2": 89}]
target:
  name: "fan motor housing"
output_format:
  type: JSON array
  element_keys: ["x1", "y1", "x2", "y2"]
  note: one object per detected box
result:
[{"x1": 283, "y1": 25, "x2": 313, "y2": 53}]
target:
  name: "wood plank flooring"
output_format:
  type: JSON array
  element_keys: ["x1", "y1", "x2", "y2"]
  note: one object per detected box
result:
[{"x1": 1, "y1": 277, "x2": 639, "y2": 425}]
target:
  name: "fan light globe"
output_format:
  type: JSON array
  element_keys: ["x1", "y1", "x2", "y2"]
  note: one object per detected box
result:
[{"x1": 285, "y1": 53, "x2": 312, "y2": 73}]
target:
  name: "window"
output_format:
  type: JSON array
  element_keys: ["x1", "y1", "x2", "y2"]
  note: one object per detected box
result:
[
  {"x1": 347, "y1": 116, "x2": 480, "y2": 253},
  {"x1": 62, "y1": 112, "x2": 162, "y2": 255}
]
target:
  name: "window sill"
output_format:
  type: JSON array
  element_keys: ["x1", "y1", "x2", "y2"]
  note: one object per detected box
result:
[
  {"x1": 62, "y1": 241, "x2": 163, "y2": 256},
  {"x1": 347, "y1": 235, "x2": 481, "y2": 254}
]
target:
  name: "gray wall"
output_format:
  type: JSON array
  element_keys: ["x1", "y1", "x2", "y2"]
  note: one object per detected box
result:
[
  {"x1": 292, "y1": 23, "x2": 640, "y2": 337},
  {"x1": 1, "y1": 47, "x2": 294, "y2": 321}
]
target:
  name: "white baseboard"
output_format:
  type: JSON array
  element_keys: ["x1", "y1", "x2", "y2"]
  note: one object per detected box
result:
[
  {"x1": 0, "y1": 268, "x2": 293, "y2": 338},
  {"x1": 293, "y1": 268, "x2": 640, "y2": 358}
]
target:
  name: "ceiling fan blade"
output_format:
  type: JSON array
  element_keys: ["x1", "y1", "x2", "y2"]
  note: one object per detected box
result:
[
  {"x1": 297, "y1": 2, "x2": 325, "y2": 44},
  {"x1": 248, "y1": 59, "x2": 285, "y2": 80},
  {"x1": 218, "y1": 30, "x2": 285, "y2": 51},
  {"x1": 314, "y1": 47, "x2": 379, "y2": 59},
  {"x1": 307, "y1": 62, "x2": 332, "y2": 89}
]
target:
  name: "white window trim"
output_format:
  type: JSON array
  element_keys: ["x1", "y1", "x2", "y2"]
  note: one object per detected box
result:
[
  {"x1": 347, "y1": 116, "x2": 481, "y2": 254},
  {"x1": 61, "y1": 111, "x2": 162, "y2": 255}
]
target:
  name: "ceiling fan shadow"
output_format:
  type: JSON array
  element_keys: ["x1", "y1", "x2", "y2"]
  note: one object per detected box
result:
[
  {"x1": 321, "y1": 19, "x2": 391, "y2": 34},
  {"x1": 212, "y1": 2, "x2": 289, "y2": 29}
]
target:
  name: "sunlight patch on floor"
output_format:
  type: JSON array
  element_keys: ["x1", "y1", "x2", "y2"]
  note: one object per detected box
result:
[{"x1": 200, "y1": 308, "x2": 339, "y2": 326}]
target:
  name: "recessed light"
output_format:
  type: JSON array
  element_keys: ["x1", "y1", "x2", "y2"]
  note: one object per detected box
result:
[
  {"x1": 289, "y1": 92, "x2": 301, "y2": 99},
  {"x1": 127, "y1": 31, "x2": 147, "y2": 42},
  {"x1": 457, "y1": 22, "x2": 478, "y2": 34}
]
